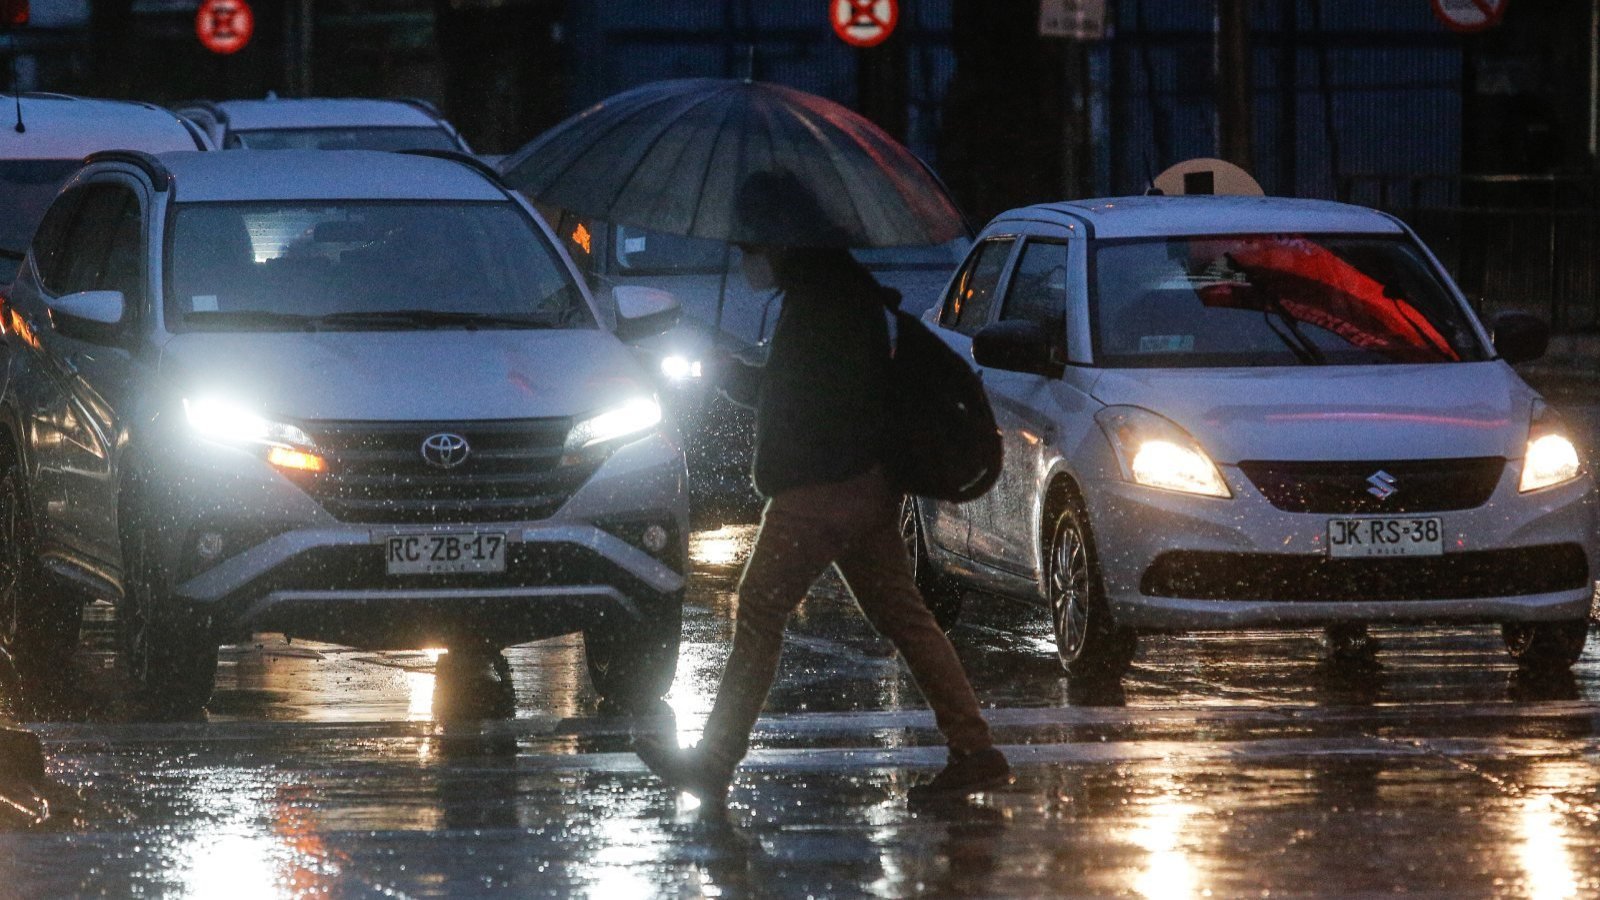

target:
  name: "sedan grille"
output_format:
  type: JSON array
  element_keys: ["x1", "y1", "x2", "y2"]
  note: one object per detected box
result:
[
  {"x1": 1238, "y1": 457, "x2": 1505, "y2": 514},
  {"x1": 1141, "y1": 545, "x2": 1588, "y2": 603},
  {"x1": 291, "y1": 418, "x2": 593, "y2": 524}
]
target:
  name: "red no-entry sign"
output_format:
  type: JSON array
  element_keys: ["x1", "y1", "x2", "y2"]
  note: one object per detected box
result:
[
  {"x1": 1431, "y1": 0, "x2": 1507, "y2": 34},
  {"x1": 832, "y1": 0, "x2": 898, "y2": 49},
  {"x1": 196, "y1": 0, "x2": 254, "y2": 55}
]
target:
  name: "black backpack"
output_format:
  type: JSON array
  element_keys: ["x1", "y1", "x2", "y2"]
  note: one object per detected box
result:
[{"x1": 881, "y1": 309, "x2": 1003, "y2": 503}]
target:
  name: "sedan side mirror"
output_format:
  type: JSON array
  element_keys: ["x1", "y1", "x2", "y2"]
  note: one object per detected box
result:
[
  {"x1": 613, "y1": 285, "x2": 681, "y2": 343},
  {"x1": 972, "y1": 320, "x2": 1056, "y2": 376},
  {"x1": 46, "y1": 289, "x2": 125, "y2": 343},
  {"x1": 1491, "y1": 311, "x2": 1549, "y2": 365}
]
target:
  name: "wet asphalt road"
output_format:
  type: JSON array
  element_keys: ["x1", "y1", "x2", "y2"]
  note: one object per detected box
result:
[{"x1": 0, "y1": 520, "x2": 1598, "y2": 898}]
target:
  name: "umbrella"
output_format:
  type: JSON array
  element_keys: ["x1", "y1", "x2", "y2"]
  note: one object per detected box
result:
[{"x1": 498, "y1": 78, "x2": 966, "y2": 250}]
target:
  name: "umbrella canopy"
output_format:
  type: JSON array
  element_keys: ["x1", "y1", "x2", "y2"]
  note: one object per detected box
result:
[{"x1": 499, "y1": 78, "x2": 966, "y2": 249}]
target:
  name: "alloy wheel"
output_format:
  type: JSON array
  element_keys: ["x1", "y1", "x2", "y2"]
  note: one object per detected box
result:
[{"x1": 1049, "y1": 515, "x2": 1092, "y2": 661}]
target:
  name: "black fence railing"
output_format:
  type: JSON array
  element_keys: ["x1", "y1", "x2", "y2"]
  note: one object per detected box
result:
[{"x1": 1338, "y1": 174, "x2": 1600, "y2": 332}]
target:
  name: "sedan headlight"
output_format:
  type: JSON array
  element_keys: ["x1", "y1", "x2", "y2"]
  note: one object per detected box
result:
[
  {"x1": 1096, "y1": 406, "x2": 1232, "y2": 498},
  {"x1": 1520, "y1": 402, "x2": 1582, "y2": 493},
  {"x1": 184, "y1": 397, "x2": 314, "y2": 448},
  {"x1": 660, "y1": 355, "x2": 704, "y2": 381},
  {"x1": 564, "y1": 397, "x2": 662, "y2": 454}
]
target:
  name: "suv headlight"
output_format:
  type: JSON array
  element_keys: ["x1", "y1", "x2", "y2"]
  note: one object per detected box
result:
[
  {"x1": 564, "y1": 397, "x2": 662, "y2": 456},
  {"x1": 1096, "y1": 406, "x2": 1232, "y2": 498},
  {"x1": 1520, "y1": 401, "x2": 1581, "y2": 493},
  {"x1": 184, "y1": 397, "x2": 324, "y2": 472}
]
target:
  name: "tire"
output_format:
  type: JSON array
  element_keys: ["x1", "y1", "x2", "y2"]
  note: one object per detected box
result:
[
  {"x1": 584, "y1": 593, "x2": 683, "y2": 712},
  {"x1": 900, "y1": 495, "x2": 964, "y2": 632},
  {"x1": 0, "y1": 455, "x2": 81, "y2": 676},
  {"x1": 119, "y1": 486, "x2": 218, "y2": 719},
  {"x1": 1045, "y1": 497, "x2": 1136, "y2": 680},
  {"x1": 1501, "y1": 619, "x2": 1589, "y2": 672}
]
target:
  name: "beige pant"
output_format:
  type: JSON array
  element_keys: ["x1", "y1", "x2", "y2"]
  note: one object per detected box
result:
[{"x1": 698, "y1": 467, "x2": 994, "y2": 768}]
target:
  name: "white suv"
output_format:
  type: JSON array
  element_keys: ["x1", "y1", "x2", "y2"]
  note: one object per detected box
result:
[
  {"x1": 0, "y1": 92, "x2": 208, "y2": 292},
  {"x1": 0, "y1": 149, "x2": 687, "y2": 717},
  {"x1": 906, "y1": 196, "x2": 1597, "y2": 679}
]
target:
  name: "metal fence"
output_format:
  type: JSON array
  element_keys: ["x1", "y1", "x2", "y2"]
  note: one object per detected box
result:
[{"x1": 1338, "y1": 174, "x2": 1600, "y2": 332}]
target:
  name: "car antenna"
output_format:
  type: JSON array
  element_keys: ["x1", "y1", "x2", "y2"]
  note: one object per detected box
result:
[{"x1": 9, "y1": 53, "x2": 22, "y2": 133}]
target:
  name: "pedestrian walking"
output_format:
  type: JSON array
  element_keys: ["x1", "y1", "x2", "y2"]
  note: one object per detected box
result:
[{"x1": 635, "y1": 171, "x2": 1009, "y2": 804}]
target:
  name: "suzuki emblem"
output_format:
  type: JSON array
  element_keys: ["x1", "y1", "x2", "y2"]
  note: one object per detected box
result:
[
  {"x1": 421, "y1": 432, "x2": 471, "y2": 469},
  {"x1": 1367, "y1": 470, "x2": 1398, "y2": 500}
]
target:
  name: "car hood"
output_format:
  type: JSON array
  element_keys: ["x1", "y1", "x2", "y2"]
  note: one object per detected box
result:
[
  {"x1": 160, "y1": 329, "x2": 653, "y2": 421},
  {"x1": 1087, "y1": 363, "x2": 1535, "y2": 463}
]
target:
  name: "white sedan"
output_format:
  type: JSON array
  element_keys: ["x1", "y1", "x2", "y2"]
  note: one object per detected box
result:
[{"x1": 904, "y1": 195, "x2": 1596, "y2": 679}]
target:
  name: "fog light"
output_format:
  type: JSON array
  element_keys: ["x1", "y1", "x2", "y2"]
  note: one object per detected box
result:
[
  {"x1": 642, "y1": 524, "x2": 670, "y2": 554},
  {"x1": 195, "y1": 532, "x2": 225, "y2": 562}
]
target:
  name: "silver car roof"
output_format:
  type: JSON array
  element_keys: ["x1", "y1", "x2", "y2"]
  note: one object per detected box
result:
[
  {"x1": 0, "y1": 93, "x2": 202, "y2": 159},
  {"x1": 216, "y1": 98, "x2": 442, "y2": 131},
  {"x1": 155, "y1": 150, "x2": 507, "y2": 203},
  {"x1": 992, "y1": 195, "x2": 1407, "y2": 239}
]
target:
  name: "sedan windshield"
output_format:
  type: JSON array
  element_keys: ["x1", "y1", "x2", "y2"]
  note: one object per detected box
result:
[
  {"x1": 1093, "y1": 234, "x2": 1487, "y2": 367},
  {"x1": 165, "y1": 201, "x2": 593, "y2": 332},
  {"x1": 227, "y1": 126, "x2": 459, "y2": 151},
  {"x1": 0, "y1": 159, "x2": 83, "y2": 283}
]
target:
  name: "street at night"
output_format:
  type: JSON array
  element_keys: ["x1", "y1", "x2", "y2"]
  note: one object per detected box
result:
[{"x1": 2, "y1": 522, "x2": 1598, "y2": 897}]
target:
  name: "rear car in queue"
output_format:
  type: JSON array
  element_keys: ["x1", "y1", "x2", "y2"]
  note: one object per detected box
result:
[{"x1": 904, "y1": 195, "x2": 1597, "y2": 679}]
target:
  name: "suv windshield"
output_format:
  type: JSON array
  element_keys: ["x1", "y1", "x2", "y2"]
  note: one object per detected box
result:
[
  {"x1": 1093, "y1": 234, "x2": 1487, "y2": 367},
  {"x1": 165, "y1": 201, "x2": 593, "y2": 332},
  {"x1": 0, "y1": 159, "x2": 83, "y2": 283},
  {"x1": 227, "y1": 126, "x2": 458, "y2": 151}
]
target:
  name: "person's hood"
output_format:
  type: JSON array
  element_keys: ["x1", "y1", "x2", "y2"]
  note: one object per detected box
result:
[
  {"x1": 159, "y1": 328, "x2": 654, "y2": 421},
  {"x1": 1088, "y1": 362, "x2": 1536, "y2": 463}
]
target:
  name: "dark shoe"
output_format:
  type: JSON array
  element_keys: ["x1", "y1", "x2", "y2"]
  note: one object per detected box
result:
[
  {"x1": 908, "y1": 747, "x2": 1012, "y2": 802},
  {"x1": 635, "y1": 736, "x2": 734, "y2": 804}
]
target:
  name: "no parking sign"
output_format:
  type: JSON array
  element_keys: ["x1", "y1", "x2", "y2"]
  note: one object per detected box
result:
[
  {"x1": 832, "y1": 0, "x2": 898, "y2": 49},
  {"x1": 196, "y1": 0, "x2": 254, "y2": 55},
  {"x1": 1431, "y1": 0, "x2": 1507, "y2": 34}
]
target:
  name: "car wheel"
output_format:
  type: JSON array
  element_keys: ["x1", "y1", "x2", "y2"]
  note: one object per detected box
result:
[
  {"x1": 1501, "y1": 619, "x2": 1589, "y2": 671},
  {"x1": 899, "y1": 496, "x2": 964, "y2": 632},
  {"x1": 0, "y1": 456, "x2": 81, "y2": 676},
  {"x1": 119, "y1": 488, "x2": 218, "y2": 719},
  {"x1": 1046, "y1": 498, "x2": 1136, "y2": 679},
  {"x1": 584, "y1": 593, "x2": 682, "y2": 712}
]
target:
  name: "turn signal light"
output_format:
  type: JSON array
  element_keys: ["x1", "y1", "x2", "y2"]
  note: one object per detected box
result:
[
  {"x1": 267, "y1": 446, "x2": 326, "y2": 473},
  {"x1": 1, "y1": 1, "x2": 28, "y2": 27}
]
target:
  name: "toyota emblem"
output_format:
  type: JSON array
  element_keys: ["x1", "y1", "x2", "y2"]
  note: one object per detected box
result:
[{"x1": 421, "y1": 432, "x2": 471, "y2": 469}]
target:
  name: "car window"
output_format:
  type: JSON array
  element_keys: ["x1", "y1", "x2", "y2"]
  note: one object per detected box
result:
[
  {"x1": 164, "y1": 200, "x2": 593, "y2": 332},
  {"x1": 28, "y1": 183, "x2": 86, "y2": 292},
  {"x1": 0, "y1": 160, "x2": 83, "y2": 284},
  {"x1": 940, "y1": 237, "x2": 1013, "y2": 337},
  {"x1": 1001, "y1": 239, "x2": 1069, "y2": 362},
  {"x1": 1092, "y1": 233, "x2": 1488, "y2": 367},
  {"x1": 613, "y1": 225, "x2": 726, "y2": 275},
  {"x1": 227, "y1": 126, "x2": 459, "y2": 152},
  {"x1": 50, "y1": 184, "x2": 138, "y2": 301}
]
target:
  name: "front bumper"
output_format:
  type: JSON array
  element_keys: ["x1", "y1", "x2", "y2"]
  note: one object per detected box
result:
[
  {"x1": 142, "y1": 430, "x2": 689, "y2": 648},
  {"x1": 1083, "y1": 463, "x2": 1600, "y2": 632}
]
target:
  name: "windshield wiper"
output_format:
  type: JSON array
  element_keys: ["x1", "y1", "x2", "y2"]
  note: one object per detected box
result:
[
  {"x1": 0, "y1": 248, "x2": 24, "y2": 261},
  {"x1": 1259, "y1": 298, "x2": 1326, "y2": 365},
  {"x1": 183, "y1": 310, "x2": 317, "y2": 330},
  {"x1": 312, "y1": 310, "x2": 551, "y2": 330}
]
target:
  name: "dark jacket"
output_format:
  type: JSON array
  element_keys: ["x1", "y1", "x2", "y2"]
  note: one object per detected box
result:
[{"x1": 721, "y1": 249, "x2": 897, "y2": 497}]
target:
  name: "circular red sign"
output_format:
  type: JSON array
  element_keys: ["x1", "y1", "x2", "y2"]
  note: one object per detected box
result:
[
  {"x1": 1431, "y1": 0, "x2": 1507, "y2": 34},
  {"x1": 832, "y1": 0, "x2": 898, "y2": 49},
  {"x1": 196, "y1": 0, "x2": 255, "y2": 56}
]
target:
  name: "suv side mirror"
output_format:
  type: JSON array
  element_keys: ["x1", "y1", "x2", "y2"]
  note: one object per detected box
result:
[
  {"x1": 1491, "y1": 311, "x2": 1549, "y2": 364},
  {"x1": 46, "y1": 290, "x2": 125, "y2": 343},
  {"x1": 613, "y1": 285, "x2": 681, "y2": 342},
  {"x1": 972, "y1": 320, "x2": 1055, "y2": 375}
]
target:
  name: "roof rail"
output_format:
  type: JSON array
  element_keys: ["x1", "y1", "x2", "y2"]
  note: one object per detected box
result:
[
  {"x1": 396, "y1": 148, "x2": 506, "y2": 188},
  {"x1": 83, "y1": 150, "x2": 173, "y2": 192},
  {"x1": 391, "y1": 97, "x2": 444, "y2": 120},
  {"x1": 168, "y1": 99, "x2": 229, "y2": 124}
]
